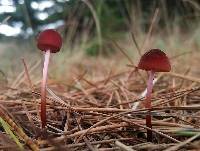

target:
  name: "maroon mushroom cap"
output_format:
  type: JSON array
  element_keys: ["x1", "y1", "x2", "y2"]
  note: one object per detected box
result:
[
  {"x1": 138, "y1": 49, "x2": 171, "y2": 72},
  {"x1": 37, "y1": 29, "x2": 62, "y2": 53}
]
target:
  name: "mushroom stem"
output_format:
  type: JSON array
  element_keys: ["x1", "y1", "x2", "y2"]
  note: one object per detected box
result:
[
  {"x1": 41, "y1": 50, "x2": 51, "y2": 128},
  {"x1": 145, "y1": 70, "x2": 155, "y2": 142}
]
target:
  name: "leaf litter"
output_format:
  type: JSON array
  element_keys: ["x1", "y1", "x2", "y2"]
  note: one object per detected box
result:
[{"x1": 1, "y1": 56, "x2": 200, "y2": 151}]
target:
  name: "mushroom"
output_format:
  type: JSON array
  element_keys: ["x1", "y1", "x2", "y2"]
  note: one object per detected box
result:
[
  {"x1": 37, "y1": 29, "x2": 62, "y2": 128},
  {"x1": 137, "y1": 49, "x2": 171, "y2": 141}
]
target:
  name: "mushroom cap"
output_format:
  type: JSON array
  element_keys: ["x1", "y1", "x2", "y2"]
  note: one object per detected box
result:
[
  {"x1": 138, "y1": 49, "x2": 171, "y2": 72},
  {"x1": 37, "y1": 29, "x2": 62, "y2": 53}
]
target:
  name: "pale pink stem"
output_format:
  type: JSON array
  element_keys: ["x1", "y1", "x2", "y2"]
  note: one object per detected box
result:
[
  {"x1": 41, "y1": 50, "x2": 50, "y2": 128},
  {"x1": 145, "y1": 70, "x2": 155, "y2": 141}
]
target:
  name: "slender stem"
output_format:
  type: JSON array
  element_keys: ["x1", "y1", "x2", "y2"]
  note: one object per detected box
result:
[
  {"x1": 145, "y1": 70, "x2": 155, "y2": 142},
  {"x1": 41, "y1": 50, "x2": 50, "y2": 128}
]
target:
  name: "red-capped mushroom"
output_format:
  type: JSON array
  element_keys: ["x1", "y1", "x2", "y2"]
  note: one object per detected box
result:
[
  {"x1": 37, "y1": 29, "x2": 62, "y2": 128},
  {"x1": 138, "y1": 49, "x2": 171, "y2": 141}
]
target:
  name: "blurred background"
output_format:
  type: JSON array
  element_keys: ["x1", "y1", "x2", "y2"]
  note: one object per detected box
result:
[{"x1": 0, "y1": 0, "x2": 199, "y2": 86}]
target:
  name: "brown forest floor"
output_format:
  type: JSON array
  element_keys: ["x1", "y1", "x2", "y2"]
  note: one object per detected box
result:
[{"x1": 1, "y1": 51, "x2": 200, "y2": 151}]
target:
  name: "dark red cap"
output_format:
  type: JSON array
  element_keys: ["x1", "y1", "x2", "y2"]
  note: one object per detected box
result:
[
  {"x1": 37, "y1": 29, "x2": 62, "y2": 53},
  {"x1": 138, "y1": 49, "x2": 171, "y2": 72}
]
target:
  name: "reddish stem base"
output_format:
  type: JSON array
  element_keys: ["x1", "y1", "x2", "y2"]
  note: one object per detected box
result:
[{"x1": 146, "y1": 114, "x2": 152, "y2": 142}]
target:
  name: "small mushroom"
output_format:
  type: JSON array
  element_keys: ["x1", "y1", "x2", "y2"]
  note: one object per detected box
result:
[
  {"x1": 37, "y1": 29, "x2": 62, "y2": 128},
  {"x1": 138, "y1": 49, "x2": 171, "y2": 141}
]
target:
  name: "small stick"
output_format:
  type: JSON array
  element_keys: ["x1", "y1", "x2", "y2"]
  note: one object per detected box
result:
[
  {"x1": 40, "y1": 138, "x2": 135, "y2": 150},
  {"x1": 76, "y1": 107, "x2": 179, "y2": 143},
  {"x1": 39, "y1": 123, "x2": 131, "y2": 145},
  {"x1": 121, "y1": 117, "x2": 180, "y2": 143},
  {"x1": 115, "y1": 141, "x2": 136, "y2": 151},
  {"x1": 73, "y1": 113, "x2": 97, "y2": 151},
  {"x1": 22, "y1": 58, "x2": 40, "y2": 133},
  {"x1": 22, "y1": 58, "x2": 34, "y2": 89},
  {"x1": 167, "y1": 72, "x2": 200, "y2": 84},
  {"x1": 164, "y1": 132, "x2": 200, "y2": 151},
  {"x1": 115, "y1": 91, "x2": 123, "y2": 109}
]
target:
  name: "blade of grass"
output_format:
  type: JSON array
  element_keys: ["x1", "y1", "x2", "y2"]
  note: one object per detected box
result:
[
  {"x1": 141, "y1": 8, "x2": 160, "y2": 51},
  {"x1": 112, "y1": 41, "x2": 135, "y2": 66},
  {"x1": 0, "y1": 106, "x2": 39, "y2": 151},
  {"x1": 81, "y1": 0, "x2": 102, "y2": 54},
  {"x1": 130, "y1": 31, "x2": 142, "y2": 56},
  {"x1": 0, "y1": 117, "x2": 24, "y2": 150}
]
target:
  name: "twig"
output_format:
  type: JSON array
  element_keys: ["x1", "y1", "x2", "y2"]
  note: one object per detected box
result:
[
  {"x1": 73, "y1": 113, "x2": 98, "y2": 151},
  {"x1": 39, "y1": 123, "x2": 131, "y2": 145},
  {"x1": 167, "y1": 72, "x2": 200, "y2": 84},
  {"x1": 22, "y1": 58, "x2": 34, "y2": 90},
  {"x1": 121, "y1": 117, "x2": 180, "y2": 143},
  {"x1": 164, "y1": 132, "x2": 200, "y2": 151},
  {"x1": 40, "y1": 138, "x2": 135, "y2": 151},
  {"x1": 115, "y1": 141, "x2": 136, "y2": 151},
  {"x1": 22, "y1": 58, "x2": 40, "y2": 128}
]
